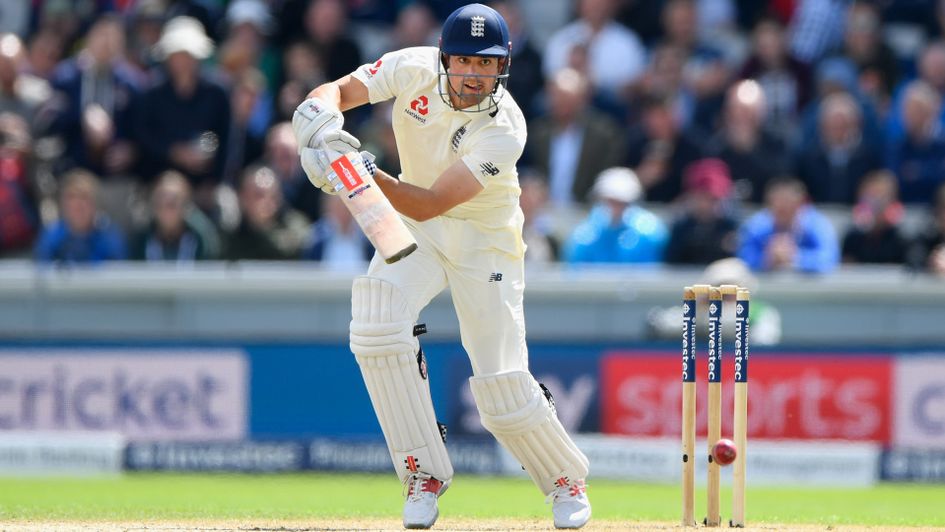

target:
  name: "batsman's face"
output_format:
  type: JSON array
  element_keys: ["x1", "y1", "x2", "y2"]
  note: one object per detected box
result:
[{"x1": 446, "y1": 55, "x2": 500, "y2": 108}]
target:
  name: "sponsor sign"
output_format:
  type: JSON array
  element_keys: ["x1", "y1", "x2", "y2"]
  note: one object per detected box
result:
[
  {"x1": 0, "y1": 350, "x2": 248, "y2": 441},
  {"x1": 126, "y1": 441, "x2": 304, "y2": 472},
  {"x1": 894, "y1": 356, "x2": 945, "y2": 448},
  {"x1": 568, "y1": 434, "x2": 880, "y2": 486},
  {"x1": 882, "y1": 448, "x2": 945, "y2": 482},
  {"x1": 602, "y1": 352, "x2": 892, "y2": 442},
  {"x1": 0, "y1": 431, "x2": 124, "y2": 476}
]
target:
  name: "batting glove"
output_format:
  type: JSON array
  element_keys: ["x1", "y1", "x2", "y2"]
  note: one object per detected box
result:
[
  {"x1": 292, "y1": 96, "x2": 343, "y2": 154},
  {"x1": 300, "y1": 130, "x2": 376, "y2": 195}
]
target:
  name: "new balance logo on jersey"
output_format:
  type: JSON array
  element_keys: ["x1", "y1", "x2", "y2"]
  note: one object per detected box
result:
[
  {"x1": 480, "y1": 162, "x2": 499, "y2": 176},
  {"x1": 471, "y1": 16, "x2": 485, "y2": 37},
  {"x1": 450, "y1": 125, "x2": 467, "y2": 152},
  {"x1": 488, "y1": 273, "x2": 503, "y2": 282},
  {"x1": 405, "y1": 95, "x2": 429, "y2": 124}
]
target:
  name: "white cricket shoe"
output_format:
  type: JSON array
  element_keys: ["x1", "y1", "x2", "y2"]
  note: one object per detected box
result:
[
  {"x1": 549, "y1": 478, "x2": 591, "y2": 529},
  {"x1": 403, "y1": 472, "x2": 449, "y2": 529}
]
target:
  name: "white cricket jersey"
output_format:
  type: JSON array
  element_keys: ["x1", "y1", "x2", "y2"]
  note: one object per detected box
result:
[{"x1": 351, "y1": 46, "x2": 527, "y2": 258}]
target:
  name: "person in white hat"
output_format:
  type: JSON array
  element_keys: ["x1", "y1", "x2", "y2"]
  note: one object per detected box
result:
[
  {"x1": 565, "y1": 167, "x2": 669, "y2": 263},
  {"x1": 133, "y1": 16, "x2": 230, "y2": 216}
]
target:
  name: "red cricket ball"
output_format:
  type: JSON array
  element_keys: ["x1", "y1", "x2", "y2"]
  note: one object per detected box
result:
[{"x1": 712, "y1": 438, "x2": 737, "y2": 466}]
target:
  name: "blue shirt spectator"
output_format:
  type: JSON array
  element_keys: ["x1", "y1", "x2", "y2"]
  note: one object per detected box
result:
[
  {"x1": 738, "y1": 177, "x2": 839, "y2": 273},
  {"x1": 35, "y1": 169, "x2": 126, "y2": 264},
  {"x1": 566, "y1": 168, "x2": 668, "y2": 264},
  {"x1": 46, "y1": 15, "x2": 141, "y2": 177},
  {"x1": 886, "y1": 80, "x2": 945, "y2": 204},
  {"x1": 883, "y1": 42, "x2": 945, "y2": 148},
  {"x1": 304, "y1": 195, "x2": 373, "y2": 265}
]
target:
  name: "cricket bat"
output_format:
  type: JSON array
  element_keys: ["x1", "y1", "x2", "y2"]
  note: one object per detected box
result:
[{"x1": 328, "y1": 152, "x2": 418, "y2": 264}]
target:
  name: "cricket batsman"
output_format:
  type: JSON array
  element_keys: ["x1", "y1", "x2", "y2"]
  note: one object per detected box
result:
[{"x1": 292, "y1": 3, "x2": 591, "y2": 529}]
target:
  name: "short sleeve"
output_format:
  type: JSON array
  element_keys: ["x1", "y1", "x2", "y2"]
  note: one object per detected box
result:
[
  {"x1": 461, "y1": 130, "x2": 524, "y2": 187},
  {"x1": 350, "y1": 47, "x2": 434, "y2": 104}
]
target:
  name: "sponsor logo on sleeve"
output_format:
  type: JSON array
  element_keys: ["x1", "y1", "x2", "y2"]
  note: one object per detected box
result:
[
  {"x1": 366, "y1": 59, "x2": 382, "y2": 77},
  {"x1": 479, "y1": 162, "x2": 499, "y2": 176}
]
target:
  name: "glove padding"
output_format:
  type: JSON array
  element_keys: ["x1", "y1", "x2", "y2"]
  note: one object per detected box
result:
[
  {"x1": 292, "y1": 96, "x2": 343, "y2": 153},
  {"x1": 300, "y1": 130, "x2": 376, "y2": 195}
]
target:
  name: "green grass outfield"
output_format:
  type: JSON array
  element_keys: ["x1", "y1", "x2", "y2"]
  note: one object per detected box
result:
[{"x1": 0, "y1": 473, "x2": 943, "y2": 527}]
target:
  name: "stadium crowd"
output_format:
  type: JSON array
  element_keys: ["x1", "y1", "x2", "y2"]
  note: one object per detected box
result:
[{"x1": 2, "y1": 0, "x2": 945, "y2": 275}]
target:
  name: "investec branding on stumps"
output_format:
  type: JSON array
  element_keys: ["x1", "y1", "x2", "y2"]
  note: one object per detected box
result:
[
  {"x1": 707, "y1": 302, "x2": 721, "y2": 383},
  {"x1": 682, "y1": 299, "x2": 696, "y2": 383},
  {"x1": 734, "y1": 302, "x2": 749, "y2": 383}
]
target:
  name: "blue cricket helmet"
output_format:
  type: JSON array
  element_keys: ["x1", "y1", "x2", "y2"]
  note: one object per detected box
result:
[
  {"x1": 439, "y1": 3, "x2": 511, "y2": 58},
  {"x1": 437, "y1": 3, "x2": 512, "y2": 113}
]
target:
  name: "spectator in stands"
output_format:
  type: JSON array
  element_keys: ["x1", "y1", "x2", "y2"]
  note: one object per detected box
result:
[
  {"x1": 635, "y1": 44, "x2": 695, "y2": 128},
  {"x1": 739, "y1": 16, "x2": 811, "y2": 137},
  {"x1": 795, "y1": 91, "x2": 882, "y2": 204},
  {"x1": 519, "y1": 170, "x2": 560, "y2": 264},
  {"x1": 389, "y1": 2, "x2": 438, "y2": 50},
  {"x1": 491, "y1": 0, "x2": 544, "y2": 119},
  {"x1": 738, "y1": 177, "x2": 839, "y2": 273},
  {"x1": 887, "y1": 80, "x2": 945, "y2": 205},
  {"x1": 130, "y1": 170, "x2": 220, "y2": 262},
  {"x1": 788, "y1": 0, "x2": 849, "y2": 64},
  {"x1": 25, "y1": 29, "x2": 65, "y2": 81},
  {"x1": 0, "y1": 34, "x2": 52, "y2": 125},
  {"x1": 219, "y1": 0, "x2": 278, "y2": 130},
  {"x1": 665, "y1": 159, "x2": 739, "y2": 265},
  {"x1": 30, "y1": 0, "x2": 112, "y2": 54},
  {"x1": 525, "y1": 68, "x2": 625, "y2": 206},
  {"x1": 565, "y1": 167, "x2": 668, "y2": 264},
  {"x1": 798, "y1": 56, "x2": 884, "y2": 154},
  {"x1": 841, "y1": 2, "x2": 900, "y2": 114},
  {"x1": 276, "y1": 42, "x2": 326, "y2": 122},
  {"x1": 0, "y1": 113, "x2": 39, "y2": 257},
  {"x1": 303, "y1": 195, "x2": 372, "y2": 265},
  {"x1": 35, "y1": 169, "x2": 126, "y2": 264},
  {"x1": 304, "y1": 0, "x2": 362, "y2": 84},
  {"x1": 223, "y1": 0, "x2": 279, "y2": 88},
  {"x1": 543, "y1": 0, "x2": 647, "y2": 100},
  {"x1": 125, "y1": 0, "x2": 166, "y2": 80},
  {"x1": 222, "y1": 69, "x2": 268, "y2": 185},
  {"x1": 224, "y1": 165, "x2": 309, "y2": 261},
  {"x1": 46, "y1": 15, "x2": 140, "y2": 178},
  {"x1": 261, "y1": 121, "x2": 321, "y2": 222},
  {"x1": 908, "y1": 181, "x2": 945, "y2": 275},
  {"x1": 841, "y1": 170, "x2": 909, "y2": 265},
  {"x1": 134, "y1": 16, "x2": 230, "y2": 213},
  {"x1": 626, "y1": 92, "x2": 705, "y2": 203},
  {"x1": 658, "y1": 0, "x2": 731, "y2": 130},
  {"x1": 708, "y1": 79, "x2": 789, "y2": 203},
  {"x1": 886, "y1": 41, "x2": 945, "y2": 146}
]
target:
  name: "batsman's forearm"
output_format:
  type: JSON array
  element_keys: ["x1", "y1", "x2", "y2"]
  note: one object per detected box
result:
[
  {"x1": 373, "y1": 169, "x2": 442, "y2": 222},
  {"x1": 307, "y1": 82, "x2": 343, "y2": 110},
  {"x1": 307, "y1": 75, "x2": 369, "y2": 112}
]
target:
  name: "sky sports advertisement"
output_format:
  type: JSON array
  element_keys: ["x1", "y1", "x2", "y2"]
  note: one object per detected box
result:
[{"x1": 0, "y1": 344, "x2": 943, "y2": 480}]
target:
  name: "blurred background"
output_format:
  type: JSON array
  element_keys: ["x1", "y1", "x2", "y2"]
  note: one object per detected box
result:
[{"x1": 0, "y1": 0, "x2": 943, "y2": 488}]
